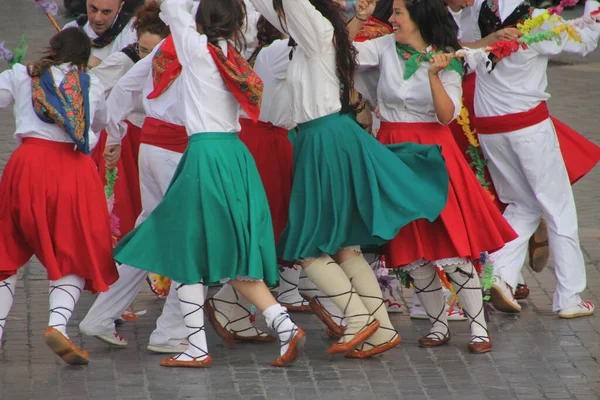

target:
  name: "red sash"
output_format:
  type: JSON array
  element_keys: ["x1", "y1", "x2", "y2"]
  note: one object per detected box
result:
[
  {"x1": 239, "y1": 118, "x2": 288, "y2": 136},
  {"x1": 140, "y1": 117, "x2": 188, "y2": 154},
  {"x1": 354, "y1": 17, "x2": 393, "y2": 42},
  {"x1": 147, "y1": 35, "x2": 181, "y2": 100},
  {"x1": 474, "y1": 102, "x2": 550, "y2": 134},
  {"x1": 207, "y1": 42, "x2": 263, "y2": 122}
]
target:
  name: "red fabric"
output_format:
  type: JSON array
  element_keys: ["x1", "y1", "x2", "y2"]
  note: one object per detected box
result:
[
  {"x1": 378, "y1": 122, "x2": 518, "y2": 268},
  {"x1": 207, "y1": 43, "x2": 263, "y2": 122},
  {"x1": 450, "y1": 74, "x2": 600, "y2": 213},
  {"x1": 354, "y1": 17, "x2": 393, "y2": 42},
  {"x1": 238, "y1": 118, "x2": 293, "y2": 244},
  {"x1": 473, "y1": 102, "x2": 549, "y2": 134},
  {"x1": 91, "y1": 120, "x2": 142, "y2": 240},
  {"x1": 0, "y1": 138, "x2": 118, "y2": 292},
  {"x1": 147, "y1": 35, "x2": 181, "y2": 99},
  {"x1": 141, "y1": 116, "x2": 188, "y2": 154}
]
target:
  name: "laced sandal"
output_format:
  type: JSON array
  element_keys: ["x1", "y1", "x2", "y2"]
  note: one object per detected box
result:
[
  {"x1": 204, "y1": 299, "x2": 236, "y2": 345},
  {"x1": 514, "y1": 284, "x2": 530, "y2": 300},
  {"x1": 468, "y1": 335, "x2": 492, "y2": 353},
  {"x1": 418, "y1": 331, "x2": 451, "y2": 347},
  {"x1": 328, "y1": 319, "x2": 380, "y2": 355},
  {"x1": 269, "y1": 310, "x2": 306, "y2": 366},
  {"x1": 345, "y1": 330, "x2": 401, "y2": 359},
  {"x1": 309, "y1": 297, "x2": 346, "y2": 338},
  {"x1": 413, "y1": 270, "x2": 450, "y2": 349},
  {"x1": 277, "y1": 273, "x2": 312, "y2": 312},
  {"x1": 44, "y1": 326, "x2": 89, "y2": 365},
  {"x1": 528, "y1": 219, "x2": 549, "y2": 273},
  {"x1": 160, "y1": 354, "x2": 213, "y2": 368}
]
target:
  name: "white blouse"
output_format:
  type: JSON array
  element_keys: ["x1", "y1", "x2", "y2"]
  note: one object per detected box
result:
[
  {"x1": 105, "y1": 41, "x2": 185, "y2": 146},
  {"x1": 63, "y1": 18, "x2": 138, "y2": 61},
  {"x1": 251, "y1": 0, "x2": 342, "y2": 123},
  {"x1": 0, "y1": 63, "x2": 107, "y2": 149},
  {"x1": 354, "y1": 35, "x2": 463, "y2": 124},
  {"x1": 158, "y1": 0, "x2": 241, "y2": 135},
  {"x1": 467, "y1": 0, "x2": 600, "y2": 117},
  {"x1": 90, "y1": 51, "x2": 145, "y2": 128},
  {"x1": 253, "y1": 39, "x2": 295, "y2": 130}
]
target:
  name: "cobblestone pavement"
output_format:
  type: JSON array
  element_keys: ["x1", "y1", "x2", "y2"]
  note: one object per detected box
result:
[{"x1": 1, "y1": 3, "x2": 600, "y2": 400}]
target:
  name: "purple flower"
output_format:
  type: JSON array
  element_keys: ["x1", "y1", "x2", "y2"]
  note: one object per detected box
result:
[
  {"x1": 0, "y1": 41, "x2": 13, "y2": 61},
  {"x1": 35, "y1": 0, "x2": 59, "y2": 16}
]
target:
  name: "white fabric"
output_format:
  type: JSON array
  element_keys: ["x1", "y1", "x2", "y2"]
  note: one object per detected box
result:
[
  {"x1": 211, "y1": 283, "x2": 268, "y2": 338},
  {"x1": 159, "y1": 0, "x2": 242, "y2": 134},
  {"x1": 250, "y1": 0, "x2": 342, "y2": 123},
  {"x1": 0, "y1": 275, "x2": 17, "y2": 343},
  {"x1": 277, "y1": 266, "x2": 305, "y2": 305},
  {"x1": 479, "y1": 119, "x2": 586, "y2": 311},
  {"x1": 63, "y1": 18, "x2": 138, "y2": 61},
  {"x1": 48, "y1": 275, "x2": 85, "y2": 338},
  {"x1": 0, "y1": 63, "x2": 107, "y2": 150},
  {"x1": 253, "y1": 39, "x2": 295, "y2": 130},
  {"x1": 469, "y1": 0, "x2": 600, "y2": 117},
  {"x1": 409, "y1": 263, "x2": 448, "y2": 338},
  {"x1": 243, "y1": 0, "x2": 261, "y2": 59},
  {"x1": 263, "y1": 303, "x2": 296, "y2": 356},
  {"x1": 79, "y1": 144, "x2": 187, "y2": 343},
  {"x1": 354, "y1": 35, "x2": 462, "y2": 124},
  {"x1": 173, "y1": 282, "x2": 209, "y2": 360},
  {"x1": 90, "y1": 51, "x2": 145, "y2": 128},
  {"x1": 105, "y1": 41, "x2": 185, "y2": 145},
  {"x1": 449, "y1": 6, "x2": 478, "y2": 43}
]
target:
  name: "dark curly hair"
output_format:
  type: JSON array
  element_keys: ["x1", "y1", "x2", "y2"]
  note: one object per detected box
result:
[
  {"x1": 27, "y1": 27, "x2": 91, "y2": 77},
  {"x1": 404, "y1": 0, "x2": 462, "y2": 52},
  {"x1": 273, "y1": 0, "x2": 357, "y2": 113},
  {"x1": 133, "y1": 0, "x2": 170, "y2": 39},
  {"x1": 195, "y1": 0, "x2": 246, "y2": 50}
]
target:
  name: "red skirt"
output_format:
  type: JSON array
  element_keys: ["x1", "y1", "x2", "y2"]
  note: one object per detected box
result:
[
  {"x1": 378, "y1": 122, "x2": 518, "y2": 268},
  {"x1": 0, "y1": 138, "x2": 119, "y2": 292},
  {"x1": 449, "y1": 73, "x2": 600, "y2": 212},
  {"x1": 92, "y1": 120, "x2": 142, "y2": 239},
  {"x1": 238, "y1": 119, "x2": 293, "y2": 243}
]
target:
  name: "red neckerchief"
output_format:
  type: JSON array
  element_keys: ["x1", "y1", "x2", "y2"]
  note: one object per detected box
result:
[
  {"x1": 147, "y1": 35, "x2": 181, "y2": 99},
  {"x1": 207, "y1": 41, "x2": 263, "y2": 122},
  {"x1": 354, "y1": 17, "x2": 393, "y2": 42}
]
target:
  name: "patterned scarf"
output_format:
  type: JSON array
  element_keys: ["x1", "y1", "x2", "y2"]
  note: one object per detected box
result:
[
  {"x1": 147, "y1": 35, "x2": 181, "y2": 99},
  {"x1": 207, "y1": 42, "x2": 263, "y2": 122},
  {"x1": 354, "y1": 17, "x2": 393, "y2": 42},
  {"x1": 77, "y1": 12, "x2": 134, "y2": 49},
  {"x1": 31, "y1": 67, "x2": 91, "y2": 153},
  {"x1": 396, "y1": 43, "x2": 464, "y2": 80}
]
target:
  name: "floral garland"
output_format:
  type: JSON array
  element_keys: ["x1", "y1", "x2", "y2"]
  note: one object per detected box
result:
[
  {"x1": 104, "y1": 168, "x2": 122, "y2": 247},
  {"x1": 0, "y1": 35, "x2": 28, "y2": 68}
]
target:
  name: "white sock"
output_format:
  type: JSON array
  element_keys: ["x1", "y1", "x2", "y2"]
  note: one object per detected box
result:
[
  {"x1": 0, "y1": 275, "x2": 17, "y2": 344},
  {"x1": 444, "y1": 262, "x2": 489, "y2": 342},
  {"x1": 340, "y1": 255, "x2": 398, "y2": 348},
  {"x1": 277, "y1": 267, "x2": 308, "y2": 306},
  {"x1": 48, "y1": 275, "x2": 84, "y2": 339},
  {"x1": 263, "y1": 304, "x2": 297, "y2": 357},
  {"x1": 173, "y1": 282, "x2": 209, "y2": 361},
  {"x1": 211, "y1": 283, "x2": 270, "y2": 338},
  {"x1": 409, "y1": 264, "x2": 449, "y2": 339}
]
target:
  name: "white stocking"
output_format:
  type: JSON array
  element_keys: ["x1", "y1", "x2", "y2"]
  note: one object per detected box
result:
[
  {"x1": 0, "y1": 275, "x2": 17, "y2": 344},
  {"x1": 173, "y1": 282, "x2": 209, "y2": 361},
  {"x1": 409, "y1": 263, "x2": 449, "y2": 340},
  {"x1": 48, "y1": 275, "x2": 84, "y2": 339}
]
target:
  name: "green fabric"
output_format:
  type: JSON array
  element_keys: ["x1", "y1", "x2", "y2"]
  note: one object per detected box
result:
[
  {"x1": 395, "y1": 43, "x2": 464, "y2": 80},
  {"x1": 114, "y1": 133, "x2": 279, "y2": 287},
  {"x1": 287, "y1": 128, "x2": 297, "y2": 147},
  {"x1": 277, "y1": 113, "x2": 449, "y2": 262}
]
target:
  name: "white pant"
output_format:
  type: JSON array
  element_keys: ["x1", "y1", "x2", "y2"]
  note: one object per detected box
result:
[
  {"x1": 479, "y1": 119, "x2": 586, "y2": 311},
  {"x1": 80, "y1": 145, "x2": 187, "y2": 345}
]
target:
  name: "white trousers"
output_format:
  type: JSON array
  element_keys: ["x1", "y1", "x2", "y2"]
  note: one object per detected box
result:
[
  {"x1": 80, "y1": 145, "x2": 187, "y2": 345},
  {"x1": 479, "y1": 119, "x2": 586, "y2": 311}
]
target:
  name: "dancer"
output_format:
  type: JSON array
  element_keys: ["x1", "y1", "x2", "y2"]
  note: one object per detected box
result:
[
  {"x1": 252, "y1": 0, "x2": 450, "y2": 358},
  {"x1": 351, "y1": 0, "x2": 517, "y2": 353},
  {"x1": 91, "y1": 0, "x2": 169, "y2": 241},
  {"x1": 63, "y1": 0, "x2": 138, "y2": 64},
  {"x1": 113, "y1": 0, "x2": 306, "y2": 368},
  {"x1": 463, "y1": 0, "x2": 600, "y2": 317},
  {"x1": 0, "y1": 28, "x2": 118, "y2": 364}
]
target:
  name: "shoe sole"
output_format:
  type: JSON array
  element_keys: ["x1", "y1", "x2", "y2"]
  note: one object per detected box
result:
[
  {"x1": 410, "y1": 313, "x2": 466, "y2": 321},
  {"x1": 94, "y1": 335, "x2": 128, "y2": 347},
  {"x1": 490, "y1": 284, "x2": 521, "y2": 313},
  {"x1": 45, "y1": 330, "x2": 89, "y2": 365},
  {"x1": 558, "y1": 311, "x2": 594, "y2": 319},
  {"x1": 147, "y1": 345, "x2": 188, "y2": 354}
]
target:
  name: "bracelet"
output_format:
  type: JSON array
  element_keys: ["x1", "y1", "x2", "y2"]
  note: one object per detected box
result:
[
  {"x1": 355, "y1": 15, "x2": 368, "y2": 22},
  {"x1": 353, "y1": 100, "x2": 368, "y2": 114}
]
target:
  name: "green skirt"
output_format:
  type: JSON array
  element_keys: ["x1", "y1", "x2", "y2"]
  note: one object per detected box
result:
[
  {"x1": 114, "y1": 133, "x2": 279, "y2": 286},
  {"x1": 277, "y1": 113, "x2": 449, "y2": 261}
]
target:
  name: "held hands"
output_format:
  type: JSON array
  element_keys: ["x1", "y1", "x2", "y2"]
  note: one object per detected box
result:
[
  {"x1": 494, "y1": 27, "x2": 523, "y2": 42},
  {"x1": 355, "y1": 0, "x2": 377, "y2": 21},
  {"x1": 103, "y1": 145, "x2": 122, "y2": 170},
  {"x1": 428, "y1": 53, "x2": 454, "y2": 75}
]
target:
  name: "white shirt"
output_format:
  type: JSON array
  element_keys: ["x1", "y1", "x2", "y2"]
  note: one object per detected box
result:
[
  {"x1": 89, "y1": 51, "x2": 145, "y2": 128},
  {"x1": 159, "y1": 0, "x2": 241, "y2": 135},
  {"x1": 251, "y1": 0, "x2": 342, "y2": 123},
  {"x1": 449, "y1": 7, "x2": 479, "y2": 44},
  {"x1": 0, "y1": 63, "x2": 107, "y2": 149},
  {"x1": 354, "y1": 35, "x2": 463, "y2": 124},
  {"x1": 105, "y1": 40, "x2": 185, "y2": 145},
  {"x1": 252, "y1": 39, "x2": 295, "y2": 130},
  {"x1": 467, "y1": 0, "x2": 600, "y2": 117},
  {"x1": 63, "y1": 17, "x2": 138, "y2": 61}
]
